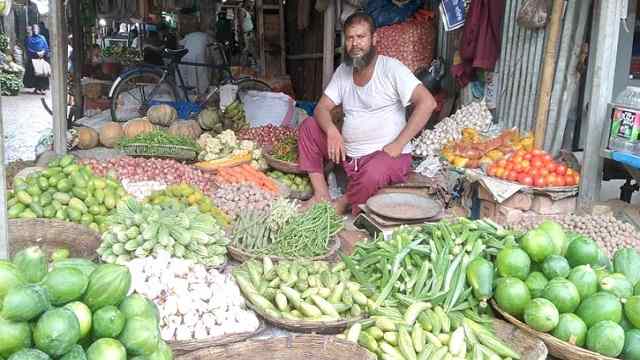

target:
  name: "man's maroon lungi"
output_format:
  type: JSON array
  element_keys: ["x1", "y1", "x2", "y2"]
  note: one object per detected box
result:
[{"x1": 297, "y1": 117, "x2": 412, "y2": 215}]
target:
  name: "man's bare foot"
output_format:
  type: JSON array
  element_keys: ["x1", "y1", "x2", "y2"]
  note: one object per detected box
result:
[
  {"x1": 332, "y1": 196, "x2": 349, "y2": 215},
  {"x1": 300, "y1": 194, "x2": 330, "y2": 211}
]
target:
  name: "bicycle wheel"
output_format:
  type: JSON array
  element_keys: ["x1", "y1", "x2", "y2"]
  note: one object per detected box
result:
[
  {"x1": 236, "y1": 78, "x2": 272, "y2": 99},
  {"x1": 110, "y1": 69, "x2": 177, "y2": 123}
]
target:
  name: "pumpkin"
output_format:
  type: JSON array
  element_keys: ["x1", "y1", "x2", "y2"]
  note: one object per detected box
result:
[
  {"x1": 77, "y1": 127, "x2": 99, "y2": 149},
  {"x1": 99, "y1": 122, "x2": 124, "y2": 148},
  {"x1": 198, "y1": 108, "x2": 222, "y2": 131},
  {"x1": 147, "y1": 104, "x2": 177, "y2": 127},
  {"x1": 123, "y1": 118, "x2": 155, "y2": 139},
  {"x1": 168, "y1": 120, "x2": 203, "y2": 140}
]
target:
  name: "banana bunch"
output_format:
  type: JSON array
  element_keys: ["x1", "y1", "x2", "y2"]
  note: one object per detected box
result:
[{"x1": 223, "y1": 100, "x2": 249, "y2": 132}]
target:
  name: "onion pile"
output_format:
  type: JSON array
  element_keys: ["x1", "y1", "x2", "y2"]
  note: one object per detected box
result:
[
  {"x1": 81, "y1": 157, "x2": 218, "y2": 193},
  {"x1": 510, "y1": 214, "x2": 640, "y2": 256},
  {"x1": 237, "y1": 125, "x2": 298, "y2": 148},
  {"x1": 211, "y1": 183, "x2": 276, "y2": 220}
]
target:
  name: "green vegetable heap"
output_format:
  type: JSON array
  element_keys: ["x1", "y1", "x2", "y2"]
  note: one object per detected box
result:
[
  {"x1": 7, "y1": 154, "x2": 127, "y2": 233},
  {"x1": 97, "y1": 198, "x2": 229, "y2": 267},
  {"x1": 118, "y1": 129, "x2": 200, "y2": 150},
  {"x1": 271, "y1": 134, "x2": 298, "y2": 163},
  {"x1": 0, "y1": 246, "x2": 172, "y2": 360}
]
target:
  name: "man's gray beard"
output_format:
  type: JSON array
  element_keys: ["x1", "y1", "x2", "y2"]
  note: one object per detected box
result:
[{"x1": 344, "y1": 47, "x2": 376, "y2": 71}]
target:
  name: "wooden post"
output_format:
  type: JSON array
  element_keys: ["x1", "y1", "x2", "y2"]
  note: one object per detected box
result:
[
  {"x1": 278, "y1": 0, "x2": 286, "y2": 74},
  {"x1": 49, "y1": 0, "x2": 67, "y2": 153},
  {"x1": 256, "y1": 0, "x2": 266, "y2": 77},
  {"x1": 322, "y1": 0, "x2": 336, "y2": 88},
  {"x1": 579, "y1": 0, "x2": 625, "y2": 207},
  {"x1": 533, "y1": 0, "x2": 565, "y2": 148},
  {"x1": 0, "y1": 94, "x2": 8, "y2": 260}
]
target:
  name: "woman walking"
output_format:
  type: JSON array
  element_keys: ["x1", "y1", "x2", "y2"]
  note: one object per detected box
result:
[{"x1": 25, "y1": 24, "x2": 50, "y2": 95}]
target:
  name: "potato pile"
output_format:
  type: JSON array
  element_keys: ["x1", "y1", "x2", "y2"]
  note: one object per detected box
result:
[{"x1": 510, "y1": 214, "x2": 640, "y2": 256}]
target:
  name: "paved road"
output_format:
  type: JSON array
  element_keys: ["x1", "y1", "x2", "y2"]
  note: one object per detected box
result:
[{"x1": 2, "y1": 89, "x2": 53, "y2": 164}]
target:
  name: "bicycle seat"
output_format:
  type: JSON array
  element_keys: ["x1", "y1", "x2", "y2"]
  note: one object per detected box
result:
[{"x1": 162, "y1": 48, "x2": 189, "y2": 59}]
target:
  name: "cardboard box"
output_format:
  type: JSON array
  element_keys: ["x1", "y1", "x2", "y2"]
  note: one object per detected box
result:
[
  {"x1": 477, "y1": 185, "x2": 533, "y2": 211},
  {"x1": 479, "y1": 200, "x2": 497, "y2": 220},
  {"x1": 531, "y1": 195, "x2": 577, "y2": 215},
  {"x1": 495, "y1": 205, "x2": 524, "y2": 225}
]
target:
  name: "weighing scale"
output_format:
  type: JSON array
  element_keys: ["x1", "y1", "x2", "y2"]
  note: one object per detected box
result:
[{"x1": 353, "y1": 202, "x2": 444, "y2": 239}]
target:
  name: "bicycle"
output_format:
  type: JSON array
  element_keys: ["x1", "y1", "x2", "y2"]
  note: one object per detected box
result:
[{"x1": 108, "y1": 41, "x2": 271, "y2": 123}]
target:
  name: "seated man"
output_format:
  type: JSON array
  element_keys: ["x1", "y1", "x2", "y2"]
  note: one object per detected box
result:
[{"x1": 298, "y1": 12, "x2": 437, "y2": 215}]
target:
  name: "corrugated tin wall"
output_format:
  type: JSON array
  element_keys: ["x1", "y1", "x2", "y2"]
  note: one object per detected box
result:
[
  {"x1": 495, "y1": 0, "x2": 546, "y2": 133},
  {"x1": 496, "y1": 0, "x2": 593, "y2": 155}
]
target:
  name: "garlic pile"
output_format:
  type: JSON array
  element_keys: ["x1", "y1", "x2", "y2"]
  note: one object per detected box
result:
[
  {"x1": 127, "y1": 251, "x2": 260, "y2": 342},
  {"x1": 122, "y1": 180, "x2": 167, "y2": 200},
  {"x1": 412, "y1": 101, "x2": 493, "y2": 158}
]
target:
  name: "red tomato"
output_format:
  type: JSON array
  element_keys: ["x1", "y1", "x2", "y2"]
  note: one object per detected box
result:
[
  {"x1": 573, "y1": 174, "x2": 581, "y2": 185},
  {"x1": 539, "y1": 168, "x2": 550, "y2": 176},
  {"x1": 534, "y1": 176, "x2": 547, "y2": 187},
  {"x1": 541, "y1": 154, "x2": 553, "y2": 164},
  {"x1": 512, "y1": 162, "x2": 523, "y2": 172},
  {"x1": 487, "y1": 166, "x2": 497, "y2": 177},
  {"x1": 531, "y1": 158, "x2": 544, "y2": 169},
  {"x1": 506, "y1": 171, "x2": 517, "y2": 182},
  {"x1": 521, "y1": 160, "x2": 531, "y2": 170},
  {"x1": 530, "y1": 168, "x2": 540, "y2": 178},
  {"x1": 545, "y1": 174, "x2": 557, "y2": 187},
  {"x1": 546, "y1": 162, "x2": 557, "y2": 173},
  {"x1": 497, "y1": 160, "x2": 508, "y2": 168},
  {"x1": 505, "y1": 162, "x2": 514, "y2": 171},
  {"x1": 556, "y1": 176, "x2": 566, "y2": 186},
  {"x1": 523, "y1": 153, "x2": 533, "y2": 161},
  {"x1": 566, "y1": 168, "x2": 575, "y2": 176},
  {"x1": 555, "y1": 165, "x2": 567, "y2": 176},
  {"x1": 522, "y1": 176, "x2": 534, "y2": 187},
  {"x1": 532, "y1": 149, "x2": 545, "y2": 156},
  {"x1": 511, "y1": 155, "x2": 524, "y2": 164}
]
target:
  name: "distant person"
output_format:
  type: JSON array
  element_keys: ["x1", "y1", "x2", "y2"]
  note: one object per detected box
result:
[
  {"x1": 158, "y1": 22, "x2": 177, "y2": 50},
  {"x1": 179, "y1": 23, "x2": 212, "y2": 94},
  {"x1": 24, "y1": 25, "x2": 50, "y2": 94},
  {"x1": 129, "y1": 28, "x2": 140, "y2": 48},
  {"x1": 38, "y1": 21, "x2": 50, "y2": 45}
]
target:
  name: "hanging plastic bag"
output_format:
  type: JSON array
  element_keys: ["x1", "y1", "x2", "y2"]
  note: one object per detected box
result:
[{"x1": 517, "y1": 0, "x2": 548, "y2": 29}]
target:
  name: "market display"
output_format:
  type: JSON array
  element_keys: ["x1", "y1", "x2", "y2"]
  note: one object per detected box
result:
[
  {"x1": 231, "y1": 202, "x2": 343, "y2": 258},
  {"x1": 0, "y1": 33, "x2": 25, "y2": 96},
  {"x1": 267, "y1": 171, "x2": 312, "y2": 194},
  {"x1": 81, "y1": 157, "x2": 218, "y2": 193},
  {"x1": 237, "y1": 125, "x2": 298, "y2": 148},
  {"x1": 196, "y1": 130, "x2": 267, "y2": 170},
  {"x1": 7, "y1": 155, "x2": 127, "y2": 233},
  {"x1": 232, "y1": 258, "x2": 371, "y2": 321},
  {"x1": 490, "y1": 220, "x2": 640, "y2": 358},
  {"x1": 510, "y1": 214, "x2": 640, "y2": 255},
  {"x1": 441, "y1": 128, "x2": 534, "y2": 169},
  {"x1": 0, "y1": 246, "x2": 171, "y2": 360},
  {"x1": 127, "y1": 251, "x2": 260, "y2": 342},
  {"x1": 412, "y1": 101, "x2": 493, "y2": 158},
  {"x1": 96, "y1": 198, "x2": 229, "y2": 267},
  {"x1": 485, "y1": 149, "x2": 580, "y2": 187},
  {"x1": 215, "y1": 164, "x2": 279, "y2": 193},
  {"x1": 145, "y1": 183, "x2": 231, "y2": 227},
  {"x1": 211, "y1": 183, "x2": 277, "y2": 220}
]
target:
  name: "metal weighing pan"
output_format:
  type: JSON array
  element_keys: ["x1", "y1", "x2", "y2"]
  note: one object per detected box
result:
[{"x1": 366, "y1": 192, "x2": 443, "y2": 220}]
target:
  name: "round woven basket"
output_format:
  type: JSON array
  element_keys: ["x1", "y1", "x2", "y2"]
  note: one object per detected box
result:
[
  {"x1": 246, "y1": 301, "x2": 363, "y2": 334},
  {"x1": 492, "y1": 300, "x2": 613, "y2": 360},
  {"x1": 264, "y1": 153, "x2": 305, "y2": 174},
  {"x1": 169, "y1": 320, "x2": 266, "y2": 356},
  {"x1": 7, "y1": 219, "x2": 101, "y2": 259},
  {"x1": 227, "y1": 237, "x2": 341, "y2": 263},
  {"x1": 492, "y1": 318, "x2": 548, "y2": 360},
  {"x1": 176, "y1": 334, "x2": 376, "y2": 360}
]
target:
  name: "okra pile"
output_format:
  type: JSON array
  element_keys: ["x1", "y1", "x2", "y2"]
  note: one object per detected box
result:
[
  {"x1": 232, "y1": 258, "x2": 374, "y2": 322},
  {"x1": 341, "y1": 305, "x2": 521, "y2": 360},
  {"x1": 343, "y1": 218, "x2": 516, "y2": 311}
]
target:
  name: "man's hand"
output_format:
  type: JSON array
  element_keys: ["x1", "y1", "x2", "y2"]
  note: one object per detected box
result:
[
  {"x1": 383, "y1": 142, "x2": 404, "y2": 158},
  {"x1": 327, "y1": 127, "x2": 346, "y2": 163}
]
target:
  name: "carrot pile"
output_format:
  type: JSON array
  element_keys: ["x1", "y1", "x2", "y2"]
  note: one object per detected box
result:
[{"x1": 216, "y1": 164, "x2": 279, "y2": 193}]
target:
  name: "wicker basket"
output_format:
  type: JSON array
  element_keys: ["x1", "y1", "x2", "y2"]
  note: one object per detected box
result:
[
  {"x1": 122, "y1": 143, "x2": 198, "y2": 161},
  {"x1": 264, "y1": 153, "x2": 305, "y2": 174},
  {"x1": 176, "y1": 334, "x2": 376, "y2": 360},
  {"x1": 227, "y1": 237, "x2": 341, "y2": 263},
  {"x1": 246, "y1": 302, "x2": 363, "y2": 334},
  {"x1": 7, "y1": 219, "x2": 101, "y2": 259},
  {"x1": 492, "y1": 300, "x2": 613, "y2": 360},
  {"x1": 492, "y1": 318, "x2": 548, "y2": 360},
  {"x1": 169, "y1": 320, "x2": 266, "y2": 356}
]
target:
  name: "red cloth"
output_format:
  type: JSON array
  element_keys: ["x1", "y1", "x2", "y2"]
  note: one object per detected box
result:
[
  {"x1": 298, "y1": 117, "x2": 412, "y2": 215},
  {"x1": 453, "y1": 0, "x2": 505, "y2": 87}
]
